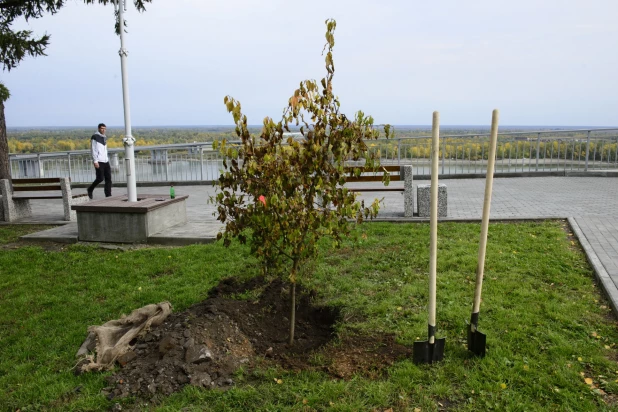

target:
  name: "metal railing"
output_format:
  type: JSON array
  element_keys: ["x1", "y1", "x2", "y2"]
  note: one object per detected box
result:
[
  {"x1": 371, "y1": 128, "x2": 618, "y2": 176},
  {"x1": 8, "y1": 128, "x2": 618, "y2": 183}
]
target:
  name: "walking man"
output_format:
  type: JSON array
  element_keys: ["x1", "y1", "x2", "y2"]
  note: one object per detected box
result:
[{"x1": 87, "y1": 123, "x2": 112, "y2": 199}]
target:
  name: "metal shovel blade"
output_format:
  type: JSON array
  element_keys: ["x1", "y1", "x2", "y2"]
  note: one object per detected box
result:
[
  {"x1": 413, "y1": 338, "x2": 446, "y2": 364},
  {"x1": 467, "y1": 324, "x2": 487, "y2": 357}
]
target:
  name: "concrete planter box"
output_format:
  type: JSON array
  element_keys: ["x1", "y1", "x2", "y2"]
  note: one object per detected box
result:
[{"x1": 72, "y1": 194, "x2": 188, "y2": 243}]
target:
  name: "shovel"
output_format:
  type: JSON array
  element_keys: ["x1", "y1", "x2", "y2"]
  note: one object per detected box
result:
[
  {"x1": 413, "y1": 111, "x2": 446, "y2": 364},
  {"x1": 467, "y1": 109, "x2": 500, "y2": 357}
]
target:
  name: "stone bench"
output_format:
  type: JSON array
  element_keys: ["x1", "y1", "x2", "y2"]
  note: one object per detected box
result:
[
  {"x1": 1, "y1": 177, "x2": 89, "y2": 222},
  {"x1": 416, "y1": 183, "x2": 447, "y2": 218},
  {"x1": 71, "y1": 194, "x2": 188, "y2": 243},
  {"x1": 346, "y1": 165, "x2": 415, "y2": 217}
]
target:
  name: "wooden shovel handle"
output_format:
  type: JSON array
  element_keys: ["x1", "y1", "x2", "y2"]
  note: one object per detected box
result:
[
  {"x1": 472, "y1": 109, "x2": 500, "y2": 314},
  {"x1": 429, "y1": 111, "x2": 440, "y2": 343}
]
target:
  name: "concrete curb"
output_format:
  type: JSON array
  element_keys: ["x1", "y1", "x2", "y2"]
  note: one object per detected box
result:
[
  {"x1": 568, "y1": 217, "x2": 618, "y2": 316},
  {"x1": 0, "y1": 221, "x2": 71, "y2": 226},
  {"x1": 147, "y1": 236, "x2": 217, "y2": 246},
  {"x1": 368, "y1": 216, "x2": 566, "y2": 223}
]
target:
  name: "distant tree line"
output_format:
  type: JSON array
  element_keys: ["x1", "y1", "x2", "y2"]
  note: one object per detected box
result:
[{"x1": 7, "y1": 127, "x2": 617, "y2": 164}]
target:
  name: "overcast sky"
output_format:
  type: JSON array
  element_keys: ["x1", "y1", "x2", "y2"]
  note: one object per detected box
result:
[{"x1": 3, "y1": 0, "x2": 617, "y2": 127}]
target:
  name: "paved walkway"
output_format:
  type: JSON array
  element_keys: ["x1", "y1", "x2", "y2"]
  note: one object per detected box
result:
[{"x1": 4, "y1": 176, "x2": 618, "y2": 314}]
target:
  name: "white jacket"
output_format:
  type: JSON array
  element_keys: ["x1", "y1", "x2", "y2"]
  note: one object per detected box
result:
[{"x1": 91, "y1": 132, "x2": 109, "y2": 163}]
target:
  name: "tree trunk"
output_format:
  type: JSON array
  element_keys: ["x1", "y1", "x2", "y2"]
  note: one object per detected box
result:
[
  {"x1": 289, "y1": 280, "x2": 296, "y2": 345},
  {"x1": 288, "y1": 259, "x2": 300, "y2": 346},
  {"x1": 0, "y1": 101, "x2": 10, "y2": 181}
]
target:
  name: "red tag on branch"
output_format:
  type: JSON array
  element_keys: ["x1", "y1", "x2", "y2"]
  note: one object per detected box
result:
[{"x1": 259, "y1": 195, "x2": 266, "y2": 206}]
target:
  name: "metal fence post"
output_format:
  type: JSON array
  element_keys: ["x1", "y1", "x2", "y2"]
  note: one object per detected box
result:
[
  {"x1": 441, "y1": 136, "x2": 445, "y2": 175},
  {"x1": 200, "y1": 146, "x2": 204, "y2": 181},
  {"x1": 67, "y1": 153, "x2": 72, "y2": 179},
  {"x1": 37, "y1": 153, "x2": 44, "y2": 177},
  {"x1": 397, "y1": 140, "x2": 401, "y2": 165},
  {"x1": 585, "y1": 131, "x2": 591, "y2": 172},
  {"x1": 535, "y1": 133, "x2": 540, "y2": 172}
]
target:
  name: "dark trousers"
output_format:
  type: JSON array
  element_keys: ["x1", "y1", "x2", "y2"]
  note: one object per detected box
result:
[{"x1": 88, "y1": 161, "x2": 112, "y2": 197}]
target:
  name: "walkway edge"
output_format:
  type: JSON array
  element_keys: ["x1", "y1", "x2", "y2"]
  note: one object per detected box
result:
[{"x1": 568, "y1": 217, "x2": 618, "y2": 316}]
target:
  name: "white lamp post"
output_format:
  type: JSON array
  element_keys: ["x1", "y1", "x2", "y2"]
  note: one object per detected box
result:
[{"x1": 115, "y1": 0, "x2": 137, "y2": 202}]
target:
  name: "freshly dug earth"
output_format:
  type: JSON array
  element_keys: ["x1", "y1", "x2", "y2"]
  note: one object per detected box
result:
[{"x1": 103, "y1": 276, "x2": 411, "y2": 401}]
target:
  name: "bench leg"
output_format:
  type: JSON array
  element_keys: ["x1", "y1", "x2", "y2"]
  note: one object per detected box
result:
[
  {"x1": 60, "y1": 177, "x2": 89, "y2": 221},
  {"x1": 403, "y1": 165, "x2": 414, "y2": 217},
  {"x1": 67, "y1": 196, "x2": 89, "y2": 221},
  {"x1": 1, "y1": 179, "x2": 32, "y2": 222}
]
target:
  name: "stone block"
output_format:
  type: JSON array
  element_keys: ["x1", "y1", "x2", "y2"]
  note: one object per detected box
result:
[
  {"x1": 417, "y1": 183, "x2": 447, "y2": 218},
  {"x1": 75, "y1": 195, "x2": 188, "y2": 243},
  {"x1": 0, "y1": 179, "x2": 32, "y2": 222},
  {"x1": 402, "y1": 165, "x2": 414, "y2": 217},
  {"x1": 60, "y1": 177, "x2": 89, "y2": 221}
]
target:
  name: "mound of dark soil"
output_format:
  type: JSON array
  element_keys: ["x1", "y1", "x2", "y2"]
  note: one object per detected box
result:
[{"x1": 102, "y1": 277, "x2": 411, "y2": 402}]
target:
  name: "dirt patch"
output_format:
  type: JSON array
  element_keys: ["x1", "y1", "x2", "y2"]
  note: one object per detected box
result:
[
  {"x1": 0, "y1": 240, "x2": 70, "y2": 252},
  {"x1": 560, "y1": 219, "x2": 583, "y2": 252},
  {"x1": 102, "y1": 276, "x2": 411, "y2": 402}
]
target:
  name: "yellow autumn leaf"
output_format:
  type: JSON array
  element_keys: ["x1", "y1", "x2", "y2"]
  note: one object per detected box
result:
[
  {"x1": 500, "y1": 383, "x2": 507, "y2": 389},
  {"x1": 523, "y1": 365, "x2": 529, "y2": 371},
  {"x1": 414, "y1": 408, "x2": 421, "y2": 412},
  {"x1": 585, "y1": 378, "x2": 593, "y2": 385},
  {"x1": 276, "y1": 379, "x2": 283, "y2": 384},
  {"x1": 397, "y1": 307, "x2": 403, "y2": 311},
  {"x1": 578, "y1": 357, "x2": 583, "y2": 361}
]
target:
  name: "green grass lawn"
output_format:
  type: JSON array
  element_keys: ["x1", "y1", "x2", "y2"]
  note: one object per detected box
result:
[{"x1": 1, "y1": 221, "x2": 617, "y2": 411}]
